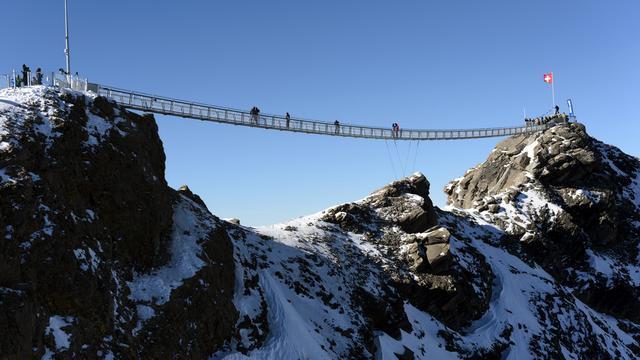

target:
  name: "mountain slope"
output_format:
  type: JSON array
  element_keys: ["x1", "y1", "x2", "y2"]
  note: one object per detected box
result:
[{"x1": 1, "y1": 86, "x2": 638, "y2": 359}]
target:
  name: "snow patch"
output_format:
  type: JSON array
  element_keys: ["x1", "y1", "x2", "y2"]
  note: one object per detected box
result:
[
  {"x1": 45, "y1": 316, "x2": 74, "y2": 351},
  {"x1": 85, "y1": 209, "x2": 96, "y2": 221},
  {"x1": 520, "y1": 139, "x2": 539, "y2": 163},
  {"x1": 0, "y1": 167, "x2": 16, "y2": 184},
  {"x1": 127, "y1": 197, "x2": 211, "y2": 305},
  {"x1": 127, "y1": 195, "x2": 216, "y2": 330},
  {"x1": 73, "y1": 247, "x2": 100, "y2": 272},
  {"x1": 84, "y1": 112, "x2": 125, "y2": 147}
]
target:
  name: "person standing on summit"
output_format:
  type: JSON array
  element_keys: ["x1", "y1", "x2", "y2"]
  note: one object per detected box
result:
[
  {"x1": 554, "y1": 105, "x2": 560, "y2": 115},
  {"x1": 22, "y1": 64, "x2": 30, "y2": 87},
  {"x1": 34, "y1": 68, "x2": 43, "y2": 85}
]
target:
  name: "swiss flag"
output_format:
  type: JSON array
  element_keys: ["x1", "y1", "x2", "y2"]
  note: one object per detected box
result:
[{"x1": 543, "y1": 73, "x2": 553, "y2": 84}]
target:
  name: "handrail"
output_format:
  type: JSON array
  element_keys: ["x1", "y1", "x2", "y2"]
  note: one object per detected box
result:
[{"x1": 89, "y1": 82, "x2": 561, "y2": 141}]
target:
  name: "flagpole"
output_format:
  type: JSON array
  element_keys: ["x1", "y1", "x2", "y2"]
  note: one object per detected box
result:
[{"x1": 551, "y1": 72, "x2": 555, "y2": 107}]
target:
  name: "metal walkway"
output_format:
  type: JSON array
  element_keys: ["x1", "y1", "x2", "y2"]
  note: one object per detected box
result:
[{"x1": 90, "y1": 83, "x2": 559, "y2": 141}]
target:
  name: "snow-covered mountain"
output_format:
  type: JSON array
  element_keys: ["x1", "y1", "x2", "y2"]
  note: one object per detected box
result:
[{"x1": 1, "y1": 86, "x2": 638, "y2": 359}]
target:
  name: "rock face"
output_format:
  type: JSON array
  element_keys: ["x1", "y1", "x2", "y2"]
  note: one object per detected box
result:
[
  {"x1": 0, "y1": 87, "x2": 236, "y2": 358},
  {"x1": 2, "y1": 87, "x2": 639, "y2": 359},
  {"x1": 446, "y1": 122, "x2": 640, "y2": 322},
  {"x1": 318, "y1": 173, "x2": 491, "y2": 331}
]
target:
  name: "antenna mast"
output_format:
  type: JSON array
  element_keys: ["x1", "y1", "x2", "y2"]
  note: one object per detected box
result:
[{"x1": 64, "y1": 0, "x2": 71, "y2": 76}]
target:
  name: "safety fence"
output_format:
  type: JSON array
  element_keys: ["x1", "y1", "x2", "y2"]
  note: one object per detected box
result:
[
  {"x1": 0, "y1": 74, "x2": 10, "y2": 89},
  {"x1": 0, "y1": 70, "x2": 87, "y2": 92},
  {"x1": 53, "y1": 73, "x2": 88, "y2": 92}
]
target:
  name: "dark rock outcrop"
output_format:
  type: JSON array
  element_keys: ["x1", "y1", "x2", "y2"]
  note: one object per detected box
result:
[{"x1": 0, "y1": 87, "x2": 236, "y2": 358}]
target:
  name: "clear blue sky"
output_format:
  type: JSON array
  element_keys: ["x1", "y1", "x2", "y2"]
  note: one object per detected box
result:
[{"x1": 3, "y1": 1, "x2": 639, "y2": 226}]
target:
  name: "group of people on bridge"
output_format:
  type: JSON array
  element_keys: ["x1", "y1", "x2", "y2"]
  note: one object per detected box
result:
[
  {"x1": 250, "y1": 106, "x2": 261, "y2": 124},
  {"x1": 524, "y1": 105, "x2": 568, "y2": 127}
]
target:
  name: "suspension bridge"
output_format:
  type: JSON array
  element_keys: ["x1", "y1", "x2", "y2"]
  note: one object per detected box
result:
[
  {"x1": 81, "y1": 82, "x2": 566, "y2": 141},
  {"x1": 1, "y1": 73, "x2": 568, "y2": 141}
]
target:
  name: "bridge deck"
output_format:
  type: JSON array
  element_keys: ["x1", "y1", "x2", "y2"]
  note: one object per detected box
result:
[{"x1": 92, "y1": 84, "x2": 557, "y2": 141}]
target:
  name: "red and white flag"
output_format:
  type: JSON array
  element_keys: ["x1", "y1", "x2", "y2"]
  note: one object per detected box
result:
[{"x1": 543, "y1": 73, "x2": 553, "y2": 84}]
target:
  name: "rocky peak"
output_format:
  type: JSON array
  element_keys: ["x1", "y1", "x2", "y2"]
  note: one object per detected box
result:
[
  {"x1": 446, "y1": 123, "x2": 638, "y2": 208},
  {"x1": 323, "y1": 172, "x2": 438, "y2": 235},
  {"x1": 445, "y1": 122, "x2": 640, "y2": 322},
  {"x1": 369, "y1": 172, "x2": 432, "y2": 201},
  {"x1": 317, "y1": 172, "x2": 490, "y2": 331}
]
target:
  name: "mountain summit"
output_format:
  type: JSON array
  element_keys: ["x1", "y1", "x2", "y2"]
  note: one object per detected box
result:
[{"x1": 1, "y1": 86, "x2": 638, "y2": 359}]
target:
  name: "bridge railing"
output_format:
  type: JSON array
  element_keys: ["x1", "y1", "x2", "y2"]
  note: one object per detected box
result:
[{"x1": 93, "y1": 84, "x2": 555, "y2": 140}]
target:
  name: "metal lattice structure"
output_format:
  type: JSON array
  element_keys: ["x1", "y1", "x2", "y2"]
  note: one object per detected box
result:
[{"x1": 88, "y1": 83, "x2": 561, "y2": 141}]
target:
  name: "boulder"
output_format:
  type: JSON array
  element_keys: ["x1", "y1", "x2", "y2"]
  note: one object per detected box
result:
[
  {"x1": 425, "y1": 242, "x2": 452, "y2": 275},
  {"x1": 405, "y1": 226, "x2": 452, "y2": 274},
  {"x1": 421, "y1": 226, "x2": 451, "y2": 245},
  {"x1": 405, "y1": 242, "x2": 426, "y2": 272},
  {"x1": 397, "y1": 208, "x2": 435, "y2": 234}
]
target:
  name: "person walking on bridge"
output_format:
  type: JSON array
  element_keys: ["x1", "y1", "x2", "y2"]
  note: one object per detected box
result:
[
  {"x1": 250, "y1": 106, "x2": 260, "y2": 124},
  {"x1": 334, "y1": 120, "x2": 340, "y2": 134},
  {"x1": 286, "y1": 112, "x2": 290, "y2": 128}
]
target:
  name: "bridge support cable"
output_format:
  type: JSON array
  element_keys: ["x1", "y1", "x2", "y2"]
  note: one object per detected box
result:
[
  {"x1": 392, "y1": 139, "x2": 405, "y2": 177},
  {"x1": 384, "y1": 139, "x2": 399, "y2": 180},
  {"x1": 403, "y1": 140, "x2": 415, "y2": 176},
  {"x1": 411, "y1": 140, "x2": 421, "y2": 174}
]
